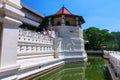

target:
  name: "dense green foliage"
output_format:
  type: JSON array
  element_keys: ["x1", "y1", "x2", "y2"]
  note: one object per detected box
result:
[
  {"x1": 84, "y1": 27, "x2": 114, "y2": 50},
  {"x1": 111, "y1": 32, "x2": 120, "y2": 50},
  {"x1": 39, "y1": 16, "x2": 55, "y2": 31},
  {"x1": 20, "y1": 23, "x2": 40, "y2": 32},
  {"x1": 39, "y1": 18, "x2": 48, "y2": 31}
]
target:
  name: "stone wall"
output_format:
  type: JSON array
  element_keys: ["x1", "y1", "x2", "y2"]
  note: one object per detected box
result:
[
  {"x1": 55, "y1": 26, "x2": 83, "y2": 38},
  {"x1": 17, "y1": 28, "x2": 54, "y2": 60}
]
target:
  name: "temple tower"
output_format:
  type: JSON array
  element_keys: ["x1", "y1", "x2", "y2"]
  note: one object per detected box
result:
[{"x1": 45, "y1": 6, "x2": 87, "y2": 62}]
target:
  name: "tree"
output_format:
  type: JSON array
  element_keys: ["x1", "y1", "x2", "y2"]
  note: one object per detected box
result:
[
  {"x1": 39, "y1": 18, "x2": 48, "y2": 31},
  {"x1": 111, "y1": 32, "x2": 120, "y2": 51},
  {"x1": 84, "y1": 27, "x2": 114, "y2": 50}
]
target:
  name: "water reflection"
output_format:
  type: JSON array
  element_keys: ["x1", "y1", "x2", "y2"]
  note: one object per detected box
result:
[
  {"x1": 34, "y1": 63, "x2": 86, "y2": 80},
  {"x1": 55, "y1": 64, "x2": 86, "y2": 80},
  {"x1": 33, "y1": 56, "x2": 110, "y2": 80}
]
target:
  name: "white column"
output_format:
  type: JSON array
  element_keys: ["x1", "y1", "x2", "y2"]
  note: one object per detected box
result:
[
  {"x1": 0, "y1": 0, "x2": 24, "y2": 79},
  {"x1": 61, "y1": 15, "x2": 65, "y2": 26},
  {"x1": 76, "y1": 17, "x2": 79, "y2": 26},
  {"x1": 48, "y1": 17, "x2": 51, "y2": 26}
]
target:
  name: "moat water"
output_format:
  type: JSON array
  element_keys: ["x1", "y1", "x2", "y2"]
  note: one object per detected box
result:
[{"x1": 33, "y1": 55, "x2": 111, "y2": 80}]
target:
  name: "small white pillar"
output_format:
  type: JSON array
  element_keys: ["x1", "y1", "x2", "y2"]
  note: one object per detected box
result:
[
  {"x1": 28, "y1": 46, "x2": 32, "y2": 53},
  {"x1": 61, "y1": 15, "x2": 65, "y2": 26},
  {"x1": 48, "y1": 17, "x2": 51, "y2": 26},
  {"x1": 36, "y1": 46, "x2": 40, "y2": 53},
  {"x1": 76, "y1": 17, "x2": 79, "y2": 26}
]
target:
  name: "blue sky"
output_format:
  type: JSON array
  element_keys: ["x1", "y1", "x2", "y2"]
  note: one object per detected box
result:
[{"x1": 21, "y1": 0, "x2": 120, "y2": 32}]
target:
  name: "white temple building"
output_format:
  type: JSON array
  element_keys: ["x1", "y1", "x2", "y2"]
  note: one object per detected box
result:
[
  {"x1": 0, "y1": 0, "x2": 87, "y2": 80},
  {"x1": 45, "y1": 6, "x2": 87, "y2": 62}
]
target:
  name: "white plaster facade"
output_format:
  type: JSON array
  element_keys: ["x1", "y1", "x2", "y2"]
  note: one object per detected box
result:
[
  {"x1": 0, "y1": 0, "x2": 24, "y2": 80},
  {"x1": 54, "y1": 25, "x2": 87, "y2": 62},
  {"x1": 0, "y1": 1, "x2": 87, "y2": 79}
]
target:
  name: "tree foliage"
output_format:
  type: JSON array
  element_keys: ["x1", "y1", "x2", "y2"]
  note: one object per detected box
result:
[
  {"x1": 111, "y1": 32, "x2": 120, "y2": 51},
  {"x1": 84, "y1": 27, "x2": 114, "y2": 50},
  {"x1": 39, "y1": 18, "x2": 48, "y2": 31}
]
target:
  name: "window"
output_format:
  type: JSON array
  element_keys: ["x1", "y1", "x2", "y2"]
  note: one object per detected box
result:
[
  {"x1": 57, "y1": 21, "x2": 61, "y2": 25},
  {"x1": 70, "y1": 31, "x2": 74, "y2": 33},
  {"x1": 66, "y1": 21, "x2": 70, "y2": 26}
]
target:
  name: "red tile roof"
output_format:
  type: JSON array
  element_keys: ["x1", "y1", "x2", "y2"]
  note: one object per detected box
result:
[
  {"x1": 56, "y1": 6, "x2": 72, "y2": 15},
  {"x1": 45, "y1": 6, "x2": 85, "y2": 23}
]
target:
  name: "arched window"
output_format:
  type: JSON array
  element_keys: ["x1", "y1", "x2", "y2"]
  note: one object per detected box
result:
[
  {"x1": 57, "y1": 21, "x2": 61, "y2": 25},
  {"x1": 66, "y1": 21, "x2": 70, "y2": 26}
]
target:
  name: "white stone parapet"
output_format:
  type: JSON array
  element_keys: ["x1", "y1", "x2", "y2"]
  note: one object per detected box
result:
[
  {"x1": 18, "y1": 28, "x2": 53, "y2": 45},
  {"x1": 17, "y1": 45, "x2": 53, "y2": 54},
  {"x1": 109, "y1": 51, "x2": 120, "y2": 76},
  {"x1": 17, "y1": 28, "x2": 54, "y2": 55},
  {"x1": 109, "y1": 52, "x2": 120, "y2": 66}
]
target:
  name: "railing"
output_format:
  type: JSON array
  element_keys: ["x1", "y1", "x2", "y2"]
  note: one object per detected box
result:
[
  {"x1": 17, "y1": 28, "x2": 54, "y2": 56},
  {"x1": 109, "y1": 52, "x2": 120, "y2": 66},
  {"x1": 104, "y1": 50, "x2": 120, "y2": 58},
  {"x1": 108, "y1": 51, "x2": 120, "y2": 79},
  {"x1": 18, "y1": 28, "x2": 53, "y2": 45},
  {"x1": 86, "y1": 50, "x2": 103, "y2": 54}
]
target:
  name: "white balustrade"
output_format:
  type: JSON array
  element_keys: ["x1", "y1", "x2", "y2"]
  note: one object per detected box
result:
[
  {"x1": 18, "y1": 28, "x2": 53, "y2": 45},
  {"x1": 17, "y1": 45, "x2": 54, "y2": 54},
  {"x1": 109, "y1": 51, "x2": 120, "y2": 75},
  {"x1": 17, "y1": 28, "x2": 54, "y2": 55}
]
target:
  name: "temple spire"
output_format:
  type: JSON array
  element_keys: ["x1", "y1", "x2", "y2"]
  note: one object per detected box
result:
[{"x1": 56, "y1": 6, "x2": 72, "y2": 15}]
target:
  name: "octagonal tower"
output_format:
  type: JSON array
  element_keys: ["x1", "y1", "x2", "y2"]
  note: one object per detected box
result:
[{"x1": 45, "y1": 6, "x2": 87, "y2": 62}]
